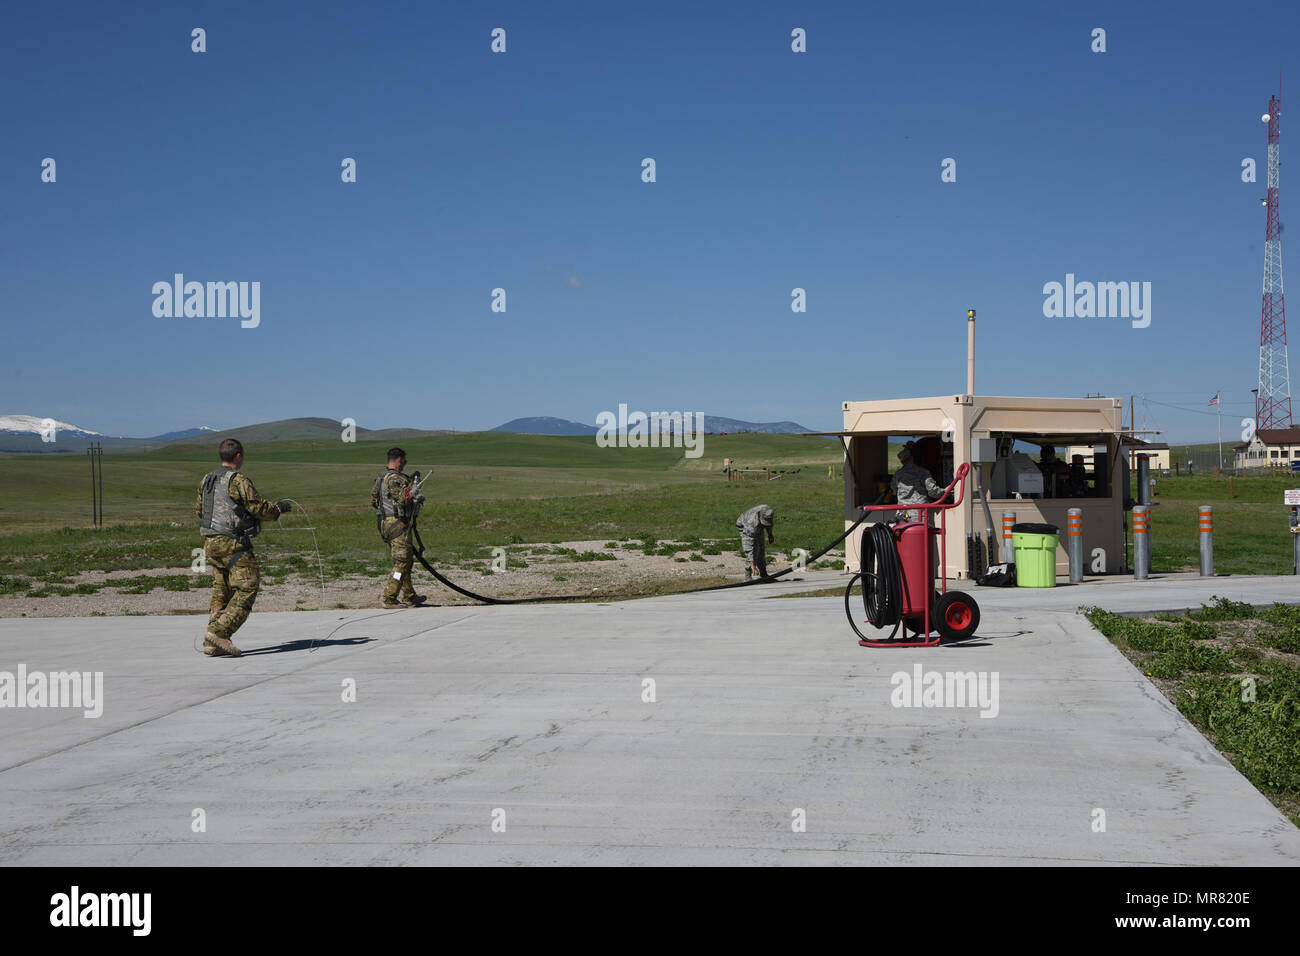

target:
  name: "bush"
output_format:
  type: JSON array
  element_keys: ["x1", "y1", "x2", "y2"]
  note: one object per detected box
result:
[
  {"x1": 1233, "y1": 646, "x2": 1264, "y2": 664},
  {"x1": 1178, "y1": 619, "x2": 1219, "y2": 641},
  {"x1": 1147, "y1": 653, "x2": 1185, "y2": 679},
  {"x1": 1187, "y1": 596, "x2": 1256, "y2": 621},
  {"x1": 0, "y1": 575, "x2": 30, "y2": 595},
  {"x1": 1182, "y1": 642, "x2": 1235, "y2": 673},
  {"x1": 1262, "y1": 629, "x2": 1300, "y2": 654},
  {"x1": 1261, "y1": 603, "x2": 1300, "y2": 629}
]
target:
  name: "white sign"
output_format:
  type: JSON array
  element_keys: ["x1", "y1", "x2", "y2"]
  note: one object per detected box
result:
[{"x1": 1285, "y1": 489, "x2": 1300, "y2": 505}]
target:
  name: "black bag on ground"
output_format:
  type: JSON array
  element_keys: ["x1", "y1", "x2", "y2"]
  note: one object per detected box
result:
[{"x1": 978, "y1": 562, "x2": 1017, "y2": 587}]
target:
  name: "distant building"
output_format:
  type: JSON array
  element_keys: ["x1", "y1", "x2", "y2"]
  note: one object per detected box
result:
[
  {"x1": 1069, "y1": 442, "x2": 1169, "y2": 472},
  {"x1": 1234, "y1": 428, "x2": 1300, "y2": 469}
]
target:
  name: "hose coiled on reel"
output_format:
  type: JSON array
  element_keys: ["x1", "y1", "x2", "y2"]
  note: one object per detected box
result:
[{"x1": 844, "y1": 522, "x2": 903, "y2": 641}]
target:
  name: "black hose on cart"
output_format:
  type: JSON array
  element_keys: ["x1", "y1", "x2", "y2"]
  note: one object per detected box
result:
[{"x1": 844, "y1": 522, "x2": 904, "y2": 641}]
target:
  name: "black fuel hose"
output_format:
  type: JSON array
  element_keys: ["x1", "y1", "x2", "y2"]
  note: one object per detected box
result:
[
  {"x1": 843, "y1": 522, "x2": 903, "y2": 641},
  {"x1": 409, "y1": 501, "x2": 877, "y2": 606}
]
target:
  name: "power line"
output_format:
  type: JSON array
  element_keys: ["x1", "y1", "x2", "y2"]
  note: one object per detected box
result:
[{"x1": 1144, "y1": 398, "x2": 1254, "y2": 417}]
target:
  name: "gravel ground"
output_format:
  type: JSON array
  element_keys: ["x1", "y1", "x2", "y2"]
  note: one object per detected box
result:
[{"x1": 0, "y1": 539, "x2": 845, "y2": 617}]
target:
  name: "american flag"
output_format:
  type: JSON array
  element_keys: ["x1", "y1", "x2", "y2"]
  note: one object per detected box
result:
[{"x1": 1208, "y1": 394, "x2": 1219, "y2": 406}]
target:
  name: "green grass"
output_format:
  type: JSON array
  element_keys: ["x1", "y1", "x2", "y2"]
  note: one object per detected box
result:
[
  {"x1": 0, "y1": 575, "x2": 29, "y2": 595},
  {"x1": 5, "y1": 435, "x2": 1299, "y2": 600},
  {"x1": 0, "y1": 433, "x2": 846, "y2": 589},
  {"x1": 1085, "y1": 601, "x2": 1300, "y2": 825},
  {"x1": 1137, "y1": 472, "x2": 1298, "y2": 575},
  {"x1": 19, "y1": 573, "x2": 209, "y2": 596}
]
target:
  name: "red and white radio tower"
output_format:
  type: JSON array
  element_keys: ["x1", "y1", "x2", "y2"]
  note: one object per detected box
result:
[{"x1": 1258, "y1": 89, "x2": 1294, "y2": 429}]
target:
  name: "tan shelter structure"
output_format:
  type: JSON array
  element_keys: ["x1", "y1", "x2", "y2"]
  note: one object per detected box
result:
[{"x1": 836, "y1": 395, "x2": 1128, "y2": 580}]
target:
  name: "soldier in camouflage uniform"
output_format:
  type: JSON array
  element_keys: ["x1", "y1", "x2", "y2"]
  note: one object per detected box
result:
[
  {"x1": 736, "y1": 504, "x2": 775, "y2": 581},
  {"x1": 891, "y1": 442, "x2": 947, "y2": 522},
  {"x1": 196, "y1": 438, "x2": 290, "y2": 657},
  {"x1": 372, "y1": 447, "x2": 427, "y2": 608}
]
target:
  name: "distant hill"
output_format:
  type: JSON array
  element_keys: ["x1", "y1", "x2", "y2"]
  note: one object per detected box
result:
[
  {"x1": 0, "y1": 415, "x2": 129, "y2": 453},
  {"x1": 492, "y1": 417, "x2": 598, "y2": 436},
  {"x1": 701, "y1": 416, "x2": 812, "y2": 434},
  {"x1": 491, "y1": 415, "x2": 813, "y2": 435},
  {"x1": 146, "y1": 426, "x2": 220, "y2": 442},
  {"x1": 0, "y1": 415, "x2": 458, "y2": 454},
  {"x1": 3, "y1": 411, "x2": 812, "y2": 454},
  {"x1": 160, "y1": 417, "x2": 454, "y2": 447},
  {"x1": 0, "y1": 414, "x2": 101, "y2": 439}
]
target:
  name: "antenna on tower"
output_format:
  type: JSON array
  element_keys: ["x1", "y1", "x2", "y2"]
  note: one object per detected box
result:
[{"x1": 1257, "y1": 86, "x2": 1294, "y2": 429}]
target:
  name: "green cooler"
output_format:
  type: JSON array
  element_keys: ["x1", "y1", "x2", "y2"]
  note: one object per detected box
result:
[{"x1": 1011, "y1": 522, "x2": 1059, "y2": 587}]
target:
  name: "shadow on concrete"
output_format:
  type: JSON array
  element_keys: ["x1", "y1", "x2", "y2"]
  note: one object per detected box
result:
[
  {"x1": 242, "y1": 637, "x2": 376, "y2": 656},
  {"x1": 940, "y1": 629, "x2": 1031, "y2": 648}
]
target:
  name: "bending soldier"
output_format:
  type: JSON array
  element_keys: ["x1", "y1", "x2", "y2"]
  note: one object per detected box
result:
[
  {"x1": 196, "y1": 439, "x2": 290, "y2": 657},
  {"x1": 372, "y1": 447, "x2": 427, "y2": 608},
  {"x1": 736, "y1": 504, "x2": 775, "y2": 581}
]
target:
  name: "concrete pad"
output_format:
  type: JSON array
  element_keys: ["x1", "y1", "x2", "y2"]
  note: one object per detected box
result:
[{"x1": 1, "y1": 573, "x2": 1298, "y2": 865}]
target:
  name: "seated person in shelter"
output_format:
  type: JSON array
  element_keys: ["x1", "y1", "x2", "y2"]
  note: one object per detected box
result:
[
  {"x1": 1068, "y1": 454, "x2": 1089, "y2": 496},
  {"x1": 1038, "y1": 446, "x2": 1071, "y2": 497}
]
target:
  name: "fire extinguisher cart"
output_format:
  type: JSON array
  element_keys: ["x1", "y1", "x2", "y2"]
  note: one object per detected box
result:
[{"x1": 845, "y1": 461, "x2": 981, "y2": 647}]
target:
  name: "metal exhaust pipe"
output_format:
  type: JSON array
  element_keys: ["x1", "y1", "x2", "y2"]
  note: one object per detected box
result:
[{"x1": 967, "y1": 308, "x2": 976, "y2": 395}]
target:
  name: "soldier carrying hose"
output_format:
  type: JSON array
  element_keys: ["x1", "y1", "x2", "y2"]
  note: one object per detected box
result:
[{"x1": 371, "y1": 447, "x2": 428, "y2": 608}]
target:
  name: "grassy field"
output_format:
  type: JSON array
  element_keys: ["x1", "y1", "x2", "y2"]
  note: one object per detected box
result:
[
  {"x1": 1142, "y1": 472, "x2": 1299, "y2": 575},
  {"x1": 2, "y1": 435, "x2": 1297, "y2": 598},
  {"x1": 0, "y1": 433, "x2": 849, "y2": 591}
]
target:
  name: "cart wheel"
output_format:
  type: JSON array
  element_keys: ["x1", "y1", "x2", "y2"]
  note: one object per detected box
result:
[{"x1": 935, "y1": 591, "x2": 980, "y2": 641}]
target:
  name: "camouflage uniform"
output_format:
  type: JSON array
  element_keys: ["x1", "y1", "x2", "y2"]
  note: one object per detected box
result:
[
  {"x1": 372, "y1": 469, "x2": 418, "y2": 604},
  {"x1": 891, "y1": 463, "x2": 945, "y2": 522},
  {"x1": 736, "y1": 504, "x2": 774, "y2": 579},
  {"x1": 195, "y1": 469, "x2": 282, "y2": 645}
]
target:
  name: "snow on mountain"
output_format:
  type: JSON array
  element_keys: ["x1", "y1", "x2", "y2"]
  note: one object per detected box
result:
[{"x1": 0, "y1": 415, "x2": 102, "y2": 437}]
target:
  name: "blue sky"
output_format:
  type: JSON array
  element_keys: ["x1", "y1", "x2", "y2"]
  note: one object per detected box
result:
[{"x1": 2, "y1": 0, "x2": 1297, "y2": 442}]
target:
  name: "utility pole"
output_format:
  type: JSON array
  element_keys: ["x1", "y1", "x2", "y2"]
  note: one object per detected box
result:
[
  {"x1": 87, "y1": 441, "x2": 103, "y2": 527},
  {"x1": 1129, "y1": 394, "x2": 1135, "y2": 471}
]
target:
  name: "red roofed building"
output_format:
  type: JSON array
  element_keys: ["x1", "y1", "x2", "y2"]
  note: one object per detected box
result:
[{"x1": 1234, "y1": 428, "x2": 1300, "y2": 469}]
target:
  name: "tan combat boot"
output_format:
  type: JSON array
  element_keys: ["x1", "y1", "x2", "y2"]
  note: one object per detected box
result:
[{"x1": 204, "y1": 633, "x2": 242, "y2": 657}]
